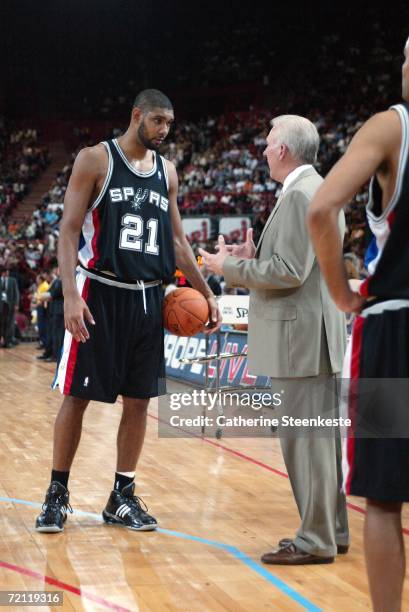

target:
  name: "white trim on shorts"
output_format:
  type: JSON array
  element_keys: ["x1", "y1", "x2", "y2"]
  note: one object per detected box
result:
[
  {"x1": 360, "y1": 299, "x2": 409, "y2": 317},
  {"x1": 340, "y1": 336, "x2": 353, "y2": 492},
  {"x1": 52, "y1": 270, "x2": 87, "y2": 392},
  {"x1": 77, "y1": 266, "x2": 162, "y2": 290}
]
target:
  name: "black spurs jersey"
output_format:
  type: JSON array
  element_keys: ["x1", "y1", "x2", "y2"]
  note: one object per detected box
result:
[
  {"x1": 78, "y1": 138, "x2": 175, "y2": 282},
  {"x1": 359, "y1": 103, "x2": 409, "y2": 300}
]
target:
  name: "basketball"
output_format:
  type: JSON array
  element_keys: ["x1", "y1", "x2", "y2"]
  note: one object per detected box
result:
[{"x1": 163, "y1": 288, "x2": 209, "y2": 336}]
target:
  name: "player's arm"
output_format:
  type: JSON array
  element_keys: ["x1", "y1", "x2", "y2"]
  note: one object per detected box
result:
[
  {"x1": 307, "y1": 111, "x2": 400, "y2": 312},
  {"x1": 58, "y1": 147, "x2": 101, "y2": 342},
  {"x1": 166, "y1": 160, "x2": 222, "y2": 333}
]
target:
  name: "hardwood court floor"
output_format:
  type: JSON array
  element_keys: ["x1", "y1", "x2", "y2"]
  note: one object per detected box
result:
[{"x1": 1, "y1": 344, "x2": 409, "y2": 611}]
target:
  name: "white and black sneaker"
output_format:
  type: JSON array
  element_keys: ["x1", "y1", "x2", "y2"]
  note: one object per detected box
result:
[
  {"x1": 102, "y1": 482, "x2": 157, "y2": 531},
  {"x1": 35, "y1": 482, "x2": 73, "y2": 533}
]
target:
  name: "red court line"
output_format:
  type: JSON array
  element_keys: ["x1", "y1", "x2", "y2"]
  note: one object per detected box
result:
[
  {"x1": 200, "y1": 436, "x2": 289, "y2": 479},
  {"x1": 150, "y1": 413, "x2": 409, "y2": 537},
  {"x1": 0, "y1": 561, "x2": 130, "y2": 612},
  {"x1": 151, "y1": 412, "x2": 288, "y2": 479}
]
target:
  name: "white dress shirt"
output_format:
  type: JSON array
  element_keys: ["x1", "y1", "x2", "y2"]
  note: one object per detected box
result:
[{"x1": 281, "y1": 164, "x2": 313, "y2": 194}]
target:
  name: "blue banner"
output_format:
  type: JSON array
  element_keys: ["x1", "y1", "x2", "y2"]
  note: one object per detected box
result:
[{"x1": 164, "y1": 330, "x2": 270, "y2": 388}]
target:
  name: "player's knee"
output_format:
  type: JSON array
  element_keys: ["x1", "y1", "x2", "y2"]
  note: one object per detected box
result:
[
  {"x1": 63, "y1": 395, "x2": 89, "y2": 413},
  {"x1": 122, "y1": 397, "x2": 149, "y2": 414}
]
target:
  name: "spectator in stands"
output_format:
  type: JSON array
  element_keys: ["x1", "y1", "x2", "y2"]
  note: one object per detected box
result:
[
  {"x1": 48, "y1": 267, "x2": 64, "y2": 362},
  {"x1": 35, "y1": 272, "x2": 50, "y2": 349},
  {"x1": 24, "y1": 242, "x2": 42, "y2": 270},
  {"x1": 14, "y1": 309, "x2": 30, "y2": 341},
  {"x1": 0, "y1": 267, "x2": 20, "y2": 348},
  {"x1": 36, "y1": 267, "x2": 64, "y2": 362}
]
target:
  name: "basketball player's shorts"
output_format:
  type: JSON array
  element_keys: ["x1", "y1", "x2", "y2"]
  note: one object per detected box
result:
[
  {"x1": 53, "y1": 268, "x2": 166, "y2": 402},
  {"x1": 343, "y1": 300, "x2": 409, "y2": 502}
]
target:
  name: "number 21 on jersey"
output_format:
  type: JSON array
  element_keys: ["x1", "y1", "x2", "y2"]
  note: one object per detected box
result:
[{"x1": 119, "y1": 214, "x2": 159, "y2": 255}]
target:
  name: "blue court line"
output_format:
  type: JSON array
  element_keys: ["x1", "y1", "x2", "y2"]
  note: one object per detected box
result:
[{"x1": 0, "y1": 496, "x2": 321, "y2": 612}]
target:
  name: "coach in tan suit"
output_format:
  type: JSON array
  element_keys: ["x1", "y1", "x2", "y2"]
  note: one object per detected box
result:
[{"x1": 200, "y1": 115, "x2": 349, "y2": 565}]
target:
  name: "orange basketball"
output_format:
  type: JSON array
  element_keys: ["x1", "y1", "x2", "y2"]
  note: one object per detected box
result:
[{"x1": 163, "y1": 288, "x2": 209, "y2": 336}]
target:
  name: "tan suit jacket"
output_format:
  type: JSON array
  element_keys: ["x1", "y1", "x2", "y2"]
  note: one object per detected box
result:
[{"x1": 222, "y1": 167, "x2": 346, "y2": 378}]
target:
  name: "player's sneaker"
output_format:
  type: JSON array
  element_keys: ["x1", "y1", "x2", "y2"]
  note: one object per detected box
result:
[
  {"x1": 102, "y1": 482, "x2": 157, "y2": 531},
  {"x1": 35, "y1": 482, "x2": 73, "y2": 533}
]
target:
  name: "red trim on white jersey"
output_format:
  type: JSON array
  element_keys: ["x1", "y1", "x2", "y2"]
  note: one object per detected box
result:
[
  {"x1": 359, "y1": 278, "x2": 370, "y2": 298},
  {"x1": 343, "y1": 315, "x2": 364, "y2": 495}
]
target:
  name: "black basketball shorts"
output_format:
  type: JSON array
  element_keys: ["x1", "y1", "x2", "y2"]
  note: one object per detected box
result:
[
  {"x1": 53, "y1": 269, "x2": 166, "y2": 402},
  {"x1": 343, "y1": 300, "x2": 409, "y2": 502}
]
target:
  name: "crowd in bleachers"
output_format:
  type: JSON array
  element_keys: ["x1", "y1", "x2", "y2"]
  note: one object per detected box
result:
[
  {"x1": 0, "y1": 103, "x2": 370, "y2": 335},
  {"x1": 0, "y1": 124, "x2": 50, "y2": 221},
  {"x1": 0, "y1": 127, "x2": 59, "y2": 346},
  {"x1": 1, "y1": 110, "x2": 370, "y2": 274},
  {"x1": 3, "y1": 0, "x2": 405, "y2": 345}
]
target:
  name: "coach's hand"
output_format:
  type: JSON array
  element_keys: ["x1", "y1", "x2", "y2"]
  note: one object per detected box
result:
[
  {"x1": 203, "y1": 295, "x2": 222, "y2": 335},
  {"x1": 199, "y1": 235, "x2": 228, "y2": 276},
  {"x1": 225, "y1": 228, "x2": 256, "y2": 259},
  {"x1": 64, "y1": 291, "x2": 95, "y2": 343}
]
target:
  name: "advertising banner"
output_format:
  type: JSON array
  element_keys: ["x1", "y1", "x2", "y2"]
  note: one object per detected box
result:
[
  {"x1": 219, "y1": 217, "x2": 251, "y2": 243},
  {"x1": 164, "y1": 330, "x2": 269, "y2": 388},
  {"x1": 182, "y1": 218, "x2": 211, "y2": 243}
]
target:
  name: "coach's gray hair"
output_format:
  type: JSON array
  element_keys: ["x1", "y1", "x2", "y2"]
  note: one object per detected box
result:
[{"x1": 271, "y1": 115, "x2": 320, "y2": 164}]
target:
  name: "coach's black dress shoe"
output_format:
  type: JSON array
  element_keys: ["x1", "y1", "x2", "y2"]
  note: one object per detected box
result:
[
  {"x1": 261, "y1": 542, "x2": 334, "y2": 565},
  {"x1": 278, "y1": 537, "x2": 349, "y2": 555}
]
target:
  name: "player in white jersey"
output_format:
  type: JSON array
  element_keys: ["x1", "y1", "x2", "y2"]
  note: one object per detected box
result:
[{"x1": 308, "y1": 37, "x2": 409, "y2": 612}]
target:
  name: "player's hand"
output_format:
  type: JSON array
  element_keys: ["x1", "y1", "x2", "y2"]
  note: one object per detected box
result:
[
  {"x1": 203, "y1": 295, "x2": 222, "y2": 335},
  {"x1": 225, "y1": 228, "x2": 256, "y2": 259},
  {"x1": 336, "y1": 289, "x2": 366, "y2": 314},
  {"x1": 348, "y1": 278, "x2": 363, "y2": 292},
  {"x1": 64, "y1": 291, "x2": 95, "y2": 342}
]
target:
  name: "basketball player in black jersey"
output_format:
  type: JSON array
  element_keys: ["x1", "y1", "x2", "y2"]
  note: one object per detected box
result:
[
  {"x1": 308, "y1": 40, "x2": 409, "y2": 612},
  {"x1": 35, "y1": 89, "x2": 221, "y2": 534}
]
